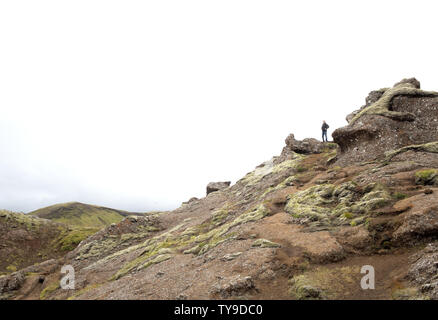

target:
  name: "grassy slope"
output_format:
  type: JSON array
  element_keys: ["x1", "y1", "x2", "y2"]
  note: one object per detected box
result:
[
  {"x1": 29, "y1": 202, "x2": 139, "y2": 228},
  {"x1": 0, "y1": 210, "x2": 98, "y2": 273}
]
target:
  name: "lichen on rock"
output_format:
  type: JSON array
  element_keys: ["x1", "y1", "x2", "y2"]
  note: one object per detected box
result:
[
  {"x1": 415, "y1": 169, "x2": 438, "y2": 186},
  {"x1": 384, "y1": 141, "x2": 438, "y2": 163},
  {"x1": 285, "y1": 181, "x2": 391, "y2": 227},
  {"x1": 288, "y1": 275, "x2": 324, "y2": 300},
  {"x1": 251, "y1": 239, "x2": 281, "y2": 248},
  {"x1": 349, "y1": 79, "x2": 437, "y2": 125}
]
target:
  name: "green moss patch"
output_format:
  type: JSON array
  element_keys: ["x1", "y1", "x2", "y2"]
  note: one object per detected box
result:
[
  {"x1": 40, "y1": 281, "x2": 60, "y2": 300},
  {"x1": 251, "y1": 239, "x2": 281, "y2": 248},
  {"x1": 392, "y1": 192, "x2": 407, "y2": 200},
  {"x1": 55, "y1": 228, "x2": 99, "y2": 252},
  {"x1": 415, "y1": 169, "x2": 438, "y2": 186},
  {"x1": 289, "y1": 266, "x2": 360, "y2": 300},
  {"x1": 6, "y1": 265, "x2": 17, "y2": 273},
  {"x1": 285, "y1": 182, "x2": 391, "y2": 227},
  {"x1": 67, "y1": 283, "x2": 103, "y2": 300}
]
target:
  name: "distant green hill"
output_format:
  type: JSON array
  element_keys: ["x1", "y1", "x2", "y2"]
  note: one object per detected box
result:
[{"x1": 29, "y1": 202, "x2": 141, "y2": 228}]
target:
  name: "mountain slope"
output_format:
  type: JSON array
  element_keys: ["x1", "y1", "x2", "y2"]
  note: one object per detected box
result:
[
  {"x1": 2, "y1": 78, "x2": 438, "y2": 300},
  {"x1": 0, "y1": 210, "x2": 97, "y2": 275},
  {"x1": 29, "y1": 202, "x2": 140, "y2": 229}
]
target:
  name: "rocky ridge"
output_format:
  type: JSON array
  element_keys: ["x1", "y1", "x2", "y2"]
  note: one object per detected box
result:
[{"x1": 1, "y1": 78, "x2": 438, "y2": 300}]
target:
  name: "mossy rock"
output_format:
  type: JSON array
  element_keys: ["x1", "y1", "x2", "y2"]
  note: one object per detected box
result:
[
  {"x1": 136, "y1": 253, "x2": 172, "y2": 272},
  {"x1": 211, "y1": 208, "x2": 230, "y2": 227},
  {"x1": 238, "y1": 154, "x2": 304, "y2": 187},
  {"x1": 40, "y1": 281, "x2": 60, "y2": 300},
  {"x1": 67, "y1": 283, "x2": 102, "y2": 300},
  {"x1": 341, "y1": 212, "x2": 354, "y2": 220},
  {"x1": 56, "y1": 228, "x2": 99, "y2": 252},
  {"x1": 289, "y1": 275, "x2": 324, "y2": 300},
  {"x1": 251, "y1": 239, "x2": 281, "y2": 248},
  {"x1": 384, "y1": 141, "x2": 438, "y2": 163},
  {"x1": 289, "y1": 266, "x2": 359, "y2": 300},
  {"x1": 75, "y1": 237, "x2": 119, "y2": 261},
  {"x1": 6, "y1": 265, "x2": 17, "y2": 273},
  {"x1": 415, "y1": 169, "x2": 438, "y2": 186},
  {"x1": 285, "y1": 182, "x2": 390, "y2": 227},
  {"x1": 350, "y1": 83, "x2": 438, "y2": 125},
  {"x1": 272, "y1": 156, "x2": 306, "y2": 174},
  {"x1": 392, "y1": 192, "x2": 407, "y2": 200},
  {"x1": 350, "y1": 216, "x2": 365, "y2": 227},
  {"x1": 285, "y1": 184, "x2": 335, "y2": 223}
]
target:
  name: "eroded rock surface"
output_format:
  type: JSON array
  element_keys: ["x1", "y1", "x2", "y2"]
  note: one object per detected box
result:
[
  {"x1": 333, "y1": 78, "x2": 438, "y2": 165},
  {"x1": 278, "y1": 133, "x2": 336, "y2": 162},
  {"x1": 408, "y1": 243, "x2": 438, "y2": 299},
  {"x1": 206, "y1": 181, "x2": 231, "y2": 195}
]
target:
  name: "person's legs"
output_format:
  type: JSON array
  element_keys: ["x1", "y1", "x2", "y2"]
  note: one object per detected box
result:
[{"x1": 322, "y1": 130, "x2": 327, "y2": 142}]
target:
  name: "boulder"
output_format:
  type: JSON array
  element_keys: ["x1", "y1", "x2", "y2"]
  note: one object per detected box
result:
[
  {"x1": 333, "y1": 78, "x2": 438, "y2": 165},
  {"x1": 0, "y1": 271, "x2": 25, "y2": 295},
  {"x1": 278, "y1": 133, "x2": 335, "y2": 163},
  {"x1": 206, "y1": 181, "x2": 231, "y2": 195},
  {"x1": 285, "y1": 134, "x2": 327, "y2": 154}
]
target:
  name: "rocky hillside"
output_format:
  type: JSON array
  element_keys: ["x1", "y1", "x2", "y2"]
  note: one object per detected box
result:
[
  {"x1": 0, "y1": 210, "x2": 97, "y2": 276},
  {"x1": 1, "y1": 78, "x2": 438, "y2": 300},
  {"x1": 29, "y1": 202, "x2": 141, "y2": 229}
]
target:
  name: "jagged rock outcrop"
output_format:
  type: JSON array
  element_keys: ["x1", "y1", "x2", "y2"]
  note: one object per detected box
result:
[
  {"x1": 333, "y1": 78, "x2": 438, "y2": 165},
  {"x1": 206, "y1": 181, "x2": 231, "y2": 195},
  {"x1": 277, "y1": 133, "x2": 336, "y2": 164}
]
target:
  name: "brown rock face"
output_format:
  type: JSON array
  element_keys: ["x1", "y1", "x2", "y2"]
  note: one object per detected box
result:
[
  {"x1": 206, "y1": 181, "x2": 231, "y2": 195},
  {"x1": 277, "y1": 133, "x2": 335, "y2": 164},
  {"x1": 333, "y1": 78, "x2": 438, "y2": 165}
]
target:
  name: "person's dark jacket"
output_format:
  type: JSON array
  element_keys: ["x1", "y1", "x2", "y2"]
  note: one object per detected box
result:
[{"x1": 322, "y1": 123, "x2": 329, "y2": 131}]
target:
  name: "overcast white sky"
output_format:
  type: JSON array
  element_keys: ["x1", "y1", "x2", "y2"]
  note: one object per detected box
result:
[{"x1": 1, "y1": 0, "x2": 438, "y2": 213}]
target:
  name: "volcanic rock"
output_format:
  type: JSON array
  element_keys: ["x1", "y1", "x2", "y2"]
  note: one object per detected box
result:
[
  {"x1": 206, "y1": 181, "x2": 231, "y2": 195},
  {"x1": 333, "y1": 78, "x2": 438, "y2": 165}
]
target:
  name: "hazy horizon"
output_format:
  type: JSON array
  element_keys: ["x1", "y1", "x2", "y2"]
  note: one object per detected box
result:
[{"x1": 2, "y1": 0, "x2": 438, "y2": 213}]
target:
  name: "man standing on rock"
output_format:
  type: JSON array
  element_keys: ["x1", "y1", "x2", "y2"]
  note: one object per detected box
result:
[{"x1": 321, "y1": 120, "x2": 329, "y2": 142}]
